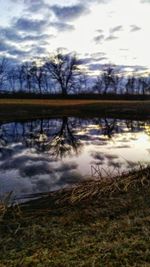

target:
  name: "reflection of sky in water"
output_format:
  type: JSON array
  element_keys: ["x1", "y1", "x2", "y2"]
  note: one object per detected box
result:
[{"x1": 0, "y1": 118, "x2": 150, "y2": 200}]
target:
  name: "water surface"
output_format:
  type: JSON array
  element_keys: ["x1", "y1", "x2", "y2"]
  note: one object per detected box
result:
[{"x1": 0, "y1": 117, "x2": 150, "y2": 201}]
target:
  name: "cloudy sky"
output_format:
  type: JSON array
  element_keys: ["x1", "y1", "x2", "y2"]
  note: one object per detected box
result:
[{"x1": 0, "y1": 0, "x2": 150, "y2": 74}]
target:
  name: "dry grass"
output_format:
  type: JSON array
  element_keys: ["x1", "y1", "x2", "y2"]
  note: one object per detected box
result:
[
  {"x1": 0, "y1": 98, "x2": 150, "y2": 106},
  {"x1": 1, "y1": 166, "x2": 150, "y2": 266},
  {"x1": 0, "y1": 99, "x2": 150, "y2": 123}
]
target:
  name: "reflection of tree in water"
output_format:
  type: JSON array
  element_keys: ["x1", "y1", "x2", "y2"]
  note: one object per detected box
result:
[
  {"x1": 101, "y1": 118, "x2": 117, "y2": 138},
  {"x1": 24, "y1": 117, "x2": 82, "y2": 158},
  {"x1": 0, "y1": 124, "x2": 8, "y2": 147},
  {"x1": 24, "y1": 119, "x2": 48, "y2": 150},
  {"x1": 125, "y1": 120, "x2": 145, "y2": 132},
  {"x1": 1, "y1": 118, "x2": 150, "y2": 159},
  {"x1": 144, "y1": 122, "x2": 150, "y2": 137},
  {"x1": 49, "y1": 117, "x2": 82, "y2": 158}
]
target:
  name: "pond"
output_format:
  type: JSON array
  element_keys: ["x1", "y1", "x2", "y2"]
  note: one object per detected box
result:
[{"x1": 0, "y1": 117, "x2": 150, "y2": 201}]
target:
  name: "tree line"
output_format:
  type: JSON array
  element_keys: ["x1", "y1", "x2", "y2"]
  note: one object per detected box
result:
[{"x1": 0, "y1": 51, "x2": 150, "y2": 96}]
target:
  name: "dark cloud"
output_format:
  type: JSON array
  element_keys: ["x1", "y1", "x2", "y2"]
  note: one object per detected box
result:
[
  {"x1": 94, "y1": 34, "x2": 105, "y2": 44},
  {"x1": 14, "y1": 17, "x2": 48, "y2": 33},
  {"x1": 91, "y1": 152, "x2": 105, "y2": 161},
  {"x1": 51, "y1": 22, "x2": 75, "y2": 31},
  {"x1": 51, "y1": 4, "x2": 89, "y2": 21},
  {"x1": 96, "y1": 29, "x2": 103, "y2": 33},
  {"x1": 0, "y1": 40, "x2": 14, "y2": 52},
  {"x1": 8, "y1": 48, "x2": 30, "y2": 57},
  {"x1": 110, "y1": 25, "x2": 123, "y2": 33},
  {"x1": 24, "y1": 0, "x2": 49, "y2": 12},
  {"x1": 130, "y1": 25, "x2": 141, "y2": 32},
  {"x1": 105, "y1": 34, "x2": 118, "y2": 41},
  {"x1": 0, "y1": 27, "x2": 54, "y2": 43},
  {"x1": 88, "y1": 63, "x2": 104, "y2": 71},
  {"x1": 0, "y1": 40, "x2": 29, "y2": 60}
]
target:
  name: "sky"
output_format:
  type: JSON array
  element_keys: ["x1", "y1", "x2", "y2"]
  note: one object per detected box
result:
[{"x1": 0, "y1": 0, "x2": 150, "y2": 75}]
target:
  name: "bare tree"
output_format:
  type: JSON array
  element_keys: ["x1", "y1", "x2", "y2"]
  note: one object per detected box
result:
[
  {"x1": 45, "y1": 50, "x2": 79, "y2": 95},
  {"x1": 101, "y1": 66, "x2": 118, "y2": 94},
  {"x1": 138, "y1": 77, "x2": 148, "y2": 95},
  {"x1": 93, "y1": 76, "x2": 103, "y2": 94},
  {"x1": 22, "y1": 62, "x2": 33, "y2": 93},
  {"x1": 125, "y1": 76, "x2": 135, "y2": 94},
  {"x1": 0, "y1": 57, "x2": 8, "y2": 91},
  {"x1": 30, "y1": 62, "x2": 45, "y2": 94},
  {"x1": 17, "y1": 65, "x2": 25, "y2": 92},
  {"x1": 7, "y1": 68, "x2": 17, "y2": 93}
]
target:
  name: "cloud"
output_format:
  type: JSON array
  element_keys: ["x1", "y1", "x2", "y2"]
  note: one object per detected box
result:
[
  {"x1": 88, "y1": 63, "x2": 104, "y2": 71},
  {"x1": 51, "y1": 4, "x2": 89, "y2": 21},
  {"x1": 94, "y1": 34, "x2": 105, "y2": 44},
  {"x1": 0, "y1": 40, "x2": 14, "y2": 52},
  {"x1": 20, "y1": 162, "x2": 52, "y2": 177},
  {"x1": 83, "y1": 0, "x2": 111, "y2": 3},
  {"x1": 141, "y1": 0, "x2": 150, "y2": 3},
  {"x1": 24, "y1": 0, "x2": 49, "y2": 12},
  {"x1": 51, "y1": 22, "x2": 75, "y2": 31},
  {"x1": 110, "y1": 25, "x2": 123, "y2": 33},
  {"x1": 130, "y1": 25, "x2": 141, "y2": 32},
  {"x1": 105, "y1": 34, "x2": 118, "y2": 41},
  {"x1": 14, "y1": 17, "x2": 48, "y2": 33},
  {"x1": 91, "y1": 52, "x2": 106, "y2": 58},
  {"x1": 0, "y1": 26, "x2": 54, "y2": 43},
  {"x1": 96, "y1": 29, "x2": 103, "y2": 33}
]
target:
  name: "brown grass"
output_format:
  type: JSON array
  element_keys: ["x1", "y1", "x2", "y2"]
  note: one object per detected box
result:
[
  {"x1": 0, "y1": 98, "x2": 150, "y2": 106},
  {"x1": 1, "y1": 166, "x2": 150, "y2": 266},
  {"x1": 0, "y1": 99, "x2": 150, "y2": 122}
]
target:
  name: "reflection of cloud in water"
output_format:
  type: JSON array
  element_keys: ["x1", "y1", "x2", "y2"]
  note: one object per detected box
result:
[
  {"x1": 55, "y1": 162, "x2": 78, "y2": 172},
  {"x1": 0, "y1": 148, "x2": 14, "y2": 160},
  {"x1": 91, "y1": 152, "x2": 105, "y2": 162},
  {"x1": 0, "y1": 155, "x2": 53, "y2": 171},
  {"x1": 0, "y1": 118, "x2": 150, "y2": 199},
  {"x1": 20, "y1": 162, "x2": 53, "y2": 177},
  {"x1": 56, "y1": 171, "x2": 83, "y2": 186},
  {"x1": 112, "y1": 145, "x2": 131, "y2": 149}
]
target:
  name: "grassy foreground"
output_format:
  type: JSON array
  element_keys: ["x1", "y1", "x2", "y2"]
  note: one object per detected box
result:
[
  {"x1": 0, "y1": 99, "x2": 150, "y2": 122},
  {"x1": 0, "y1": 167, "x2": 150, "y2": 266}
]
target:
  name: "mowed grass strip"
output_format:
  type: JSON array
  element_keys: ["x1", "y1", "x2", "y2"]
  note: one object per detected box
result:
[{"x1": 0, "y1": 98, "x2": 150, "y2": 106}]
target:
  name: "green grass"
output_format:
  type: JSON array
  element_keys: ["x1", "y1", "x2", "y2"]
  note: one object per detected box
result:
[{"x1": 1, "y1": 167, "x2": 150, "y2": 266}]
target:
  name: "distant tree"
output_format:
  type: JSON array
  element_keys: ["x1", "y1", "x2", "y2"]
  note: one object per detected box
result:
[
  {"x1": 17, "y1": 65, "x2": 25, "y2": 92},
  {"x1": 30, "y1": 62, "x2": 45, "y2": 94},
  {"x1": 45, "y1": 50, "x2": 79, "y2": 95},
  {"x1": 0, "y1": 57, "x2": 8, "y2": 91},
  {"x1": 138, "y1": 77, "x2": 148, "y2": 95},
  {"x1": 93, "y1": 76, "x2": 103, "y2": 94},
  {"x1": 22, "y1": 62, "x2": 33, "y2": 93},
  {"x1": 7, "y1": 68, "x2": 17, "y2": 93},
  {"x1": 101, "y1": 66, "x2": 119, "y2": 94},
  {"x1": 125, "y1": 76, "x2": 135, "y2": 94}
]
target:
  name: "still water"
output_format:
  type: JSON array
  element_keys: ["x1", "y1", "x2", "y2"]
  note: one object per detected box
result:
[{"x1": 0, "y1": 117, "x2": 150, "y2": 201}]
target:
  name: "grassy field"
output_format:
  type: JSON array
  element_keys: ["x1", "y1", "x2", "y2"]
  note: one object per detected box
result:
[
  {"x1": 0, "y1": 99, "x2": 150, "y2": 122},
  {"x1": 1, "y1": 166, "x2": 150, "y2": 266}
]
